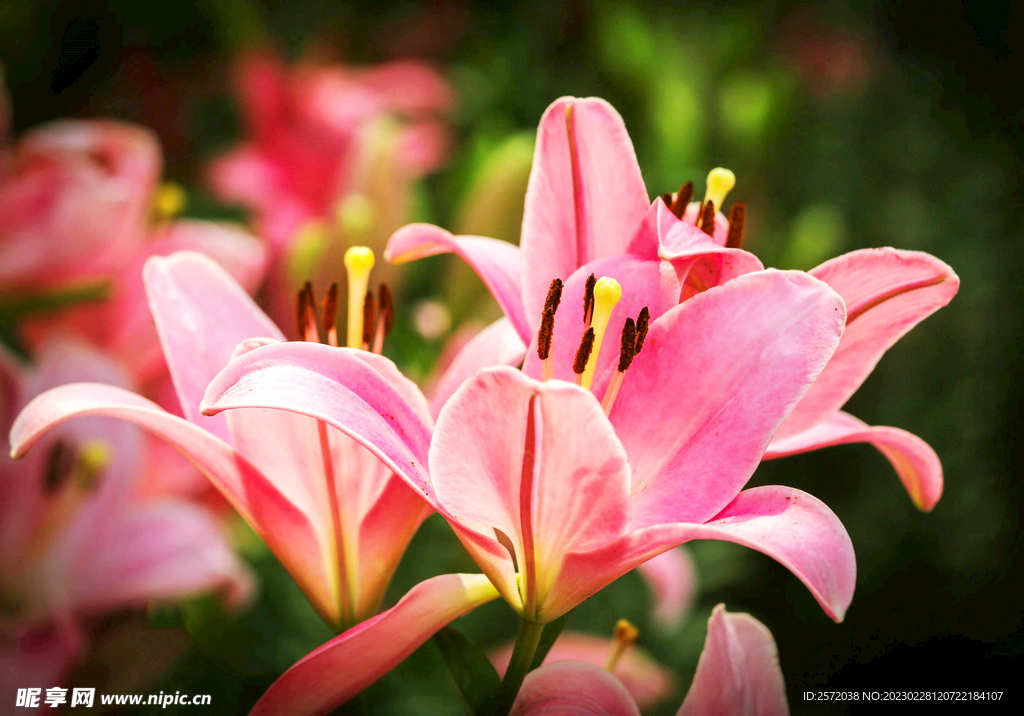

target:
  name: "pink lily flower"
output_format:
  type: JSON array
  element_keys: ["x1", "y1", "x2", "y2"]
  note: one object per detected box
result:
[
  {"x1": 207, "y1": 49, "x2": 453, "y2": 334},
  {"x1": 510, "y1": 605, "x2": 789, "y2": 716},
  {"x1": 386, "y1": 95, "x2": 957, "y2": 511},
  {"x1": 10, "y1": 251, "x2": 431, "y2": 630},
  {"x1": 0, "y1": 338, "x2": 252, "y2": 702}
]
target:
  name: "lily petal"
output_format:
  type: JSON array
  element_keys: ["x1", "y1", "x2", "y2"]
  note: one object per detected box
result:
[
  {"x1": 766, "y1": 411, "x2": 943, "y2": 511},
  {"x1": 430, "y1": 367, "x2": 630, "y2": 619},
  {"x1": 654, "y1": 200, "x2": 764, "y2": 300},
  {"x1": 677, "y1": 605, "x2": 789, "y2": 716},
  {"x1": 144, "y1": 252, "x2": 283, "y2": 441},
  {"x1": 510, "y1": 660, "x2": 641, "y2": 716},
  {"x1": 249, "y1": 574, "x2": 499, "y2": 716},
  {"x1": 429, "y1": 318, "x2": 527, "y2": 417},
  {"x1": 552, "y1": 487, "x2": 855, "y2": 623},
  {"x1": 385, "y1": 223, "x2": 532, "y2": 342},
  {"x1": 777, "y1": 248, "x2": 958, "y2": 437},
  {"x1": 599, "y1": 270, "x2": 845, "y2": 528},
  {"x1": 520, "y1": 97, "x2": 650, "y2": 322},
  {"x1": 8, "y1": 383, "x2": 334, "y2": 621}
]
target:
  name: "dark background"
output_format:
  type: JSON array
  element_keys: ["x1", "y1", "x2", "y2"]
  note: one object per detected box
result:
[{"x1": 3, "y1": 1, "x2": 1021, "y2": 713}]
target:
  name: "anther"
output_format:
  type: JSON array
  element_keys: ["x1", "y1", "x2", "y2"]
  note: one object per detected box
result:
[
  {"x1": 43, "y1": 440, "x2": 77, "y2": 493},
  {"x1": 583, "y1": 273, "x2": 597, "y2": 326},
  {"x1": 344, "y1": 246, "x2": 375, "y2": 349},
  {"x1": 699, "y1": 200, "x2": 716, "y2": 236},
  {"x1": 544, "y1": 278, "x2": 563, "y2": 315},
  {"x1": 604, "y1": 619, "x2": 640, "y2": 672},
  {"x1": 601, "y1": 319, "x2": 637, "y2": 415},
  {"x1": 322, "y1": 283, "x2": 340, "y2": 347},
  {"x1": 669, "y1": 181, "x2": 694, "y2": 219},
  {"x1": 580, "y1": 277, "x2": 622, "y2": 389},
  {"x1": 537, "y1": 309, "x2": 555, "y2": 381},
  {"x1": 726, "y1": 202, "x2": 746, "y2": 249},
  {"x1": 702, "y1": 167, "x2": 736, "y2": 216},
  {"x1": 573, "y1": 327, "x2": 595, "y2": 385},
  {"x1": 634, "y1": 307, "x2": 650, "y2": 356},
  {"x1": 372, "y1": 283, "x2": 393, "y2": 354},
  {"x1": 362, "y1": 290, "x2": 377, "y2": 350},
  {"x1": 296, "y1": 282, "x2": 320, "y2": 343}
]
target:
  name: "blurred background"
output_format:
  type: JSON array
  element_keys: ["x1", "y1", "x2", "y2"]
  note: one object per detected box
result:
[{"x1": 2, "y1": 0, "x2": 1021, "y2": 713}]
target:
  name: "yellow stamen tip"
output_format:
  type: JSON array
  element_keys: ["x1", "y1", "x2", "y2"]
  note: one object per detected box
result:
[
  {"x1": 344, "y1": 246, "x2": 375, "y2": 274},
  {"x1": 77, "y1": 440, "x2": 110, "y2": 490},
  {"x1": 704, "y1": 167, "x2": 736, "y2": 211},
  {"x1": 152, "y1": 182, "x2": 187, "y2": 220},
  {"x1": 605, "y1": 619, "x2": 640, "y2": 672},
  {"x1": 593, "y1": 276, "x2": 622, "y2": 306}
]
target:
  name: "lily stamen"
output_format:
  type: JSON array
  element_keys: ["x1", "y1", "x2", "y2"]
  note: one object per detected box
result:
[
  {"x1": 297, "y1": 282, "x2": 320, "y2": 343},
  {"x1": 604, "y1": 619, "x2": 640, "y2": 672},
  {"x1": 634, "y1": 307, "x2": 650, "y2": 354},
  {"x1": 344, "y1": 246, "x2": 375, "y2": 350},
  {"x1": 579, "y1": 276, "x2": 622, "y2": 389},
  {"x1": 698, "y1": 200, "x2": 716, "y2": 235},
  {"x1": 322, "y1": 283, "x2": 340, "y2": 347},
  {"x1": 43, "y1": 440, "x2": 77, "y2": 494},
  {"x1": 372, "y1": 284, "x2": 393, "y2": 354},
  {"x1": 582, "y1": 273, "x2": 597, "y2": 326},
  {"x1": 572, "y1": 327, "x2": 594, "y2": 386},
  {"x1": 537, "y1": 278, "x2": 563, "y2": 381},
  {"x1": 726, "y1": 202, "x2": 746, "y2": 249},
  {"x1": 361, "y1": 291, "x2": 377, "y2": 351},
  {"x1": 668, "y1": 180, "x2": 694, "y2": 219},
  {"x1": 601, "y1": 317, "x2": 636, "y2": 415}
]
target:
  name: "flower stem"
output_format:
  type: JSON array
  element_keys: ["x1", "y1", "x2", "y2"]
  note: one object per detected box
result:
[{"x1": 498, "y1": 618, "x2": 544, "y2": 713}]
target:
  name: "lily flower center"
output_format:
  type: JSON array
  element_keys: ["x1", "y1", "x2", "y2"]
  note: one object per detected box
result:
[{"x1": 661, "y1": 167, "x2": 747, "y2": 248}]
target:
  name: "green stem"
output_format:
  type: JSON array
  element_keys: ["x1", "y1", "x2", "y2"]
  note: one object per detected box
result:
[{"x1": 498, "y1": 618, "x2": 544, "y2": 714}]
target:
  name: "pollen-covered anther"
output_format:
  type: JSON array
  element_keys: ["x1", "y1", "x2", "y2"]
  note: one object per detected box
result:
[
  {"x1": 372, "y1": 283, "x2": 393, "y2": 354},
  {"x1": 544, "y1": 277, "x2": 563, "y2": 315},
  {"x1": 537, "y1": 309, "x2": 556, "y2": 380},
  {"x1": 361, "y1": 290, "x2": 377, "y2": 350},
  {"x1": 43, "y1": 440, "x2": 77, "y2": 493},
  {"x1": 668, "y1": 180, "x2": 694, "y2": 219},
  {"x1": 582, "y1": 273, "x2": 597, "y2": 326},
  {"x1": 699, "y1": 200, "x2": 716, "y2": 236},
  {"x1": 634, "y1": 307, "x2": 650, "y2": 355},
  {"x1": 322, "y1": 283, "x2": 340, "y2": 347},
  {"x1": 601, "y1": 317, "x2": 637, "y2": 415},
  {"x1": 605, "y1": 619, "x2": 640, "y2": 672},
  {"x1": 579, "y1": 277, "x2": 622, "y2": 389},
  {"x1": 572, "y1": 327, "x2": 595, "y2": 385},
  {"x1": 344, "y1": 246, "x2": 376, "y2": 349},
  {"x1": 726, "y1": 202, "x2": 746, "y2": 249},
  {"x1": 296, "y1": 282, "x2": 320, "y2": 343}
]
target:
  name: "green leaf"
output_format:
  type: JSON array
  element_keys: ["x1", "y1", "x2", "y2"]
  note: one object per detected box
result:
[
  {"x1": 529, "y1": 611, "x2": 571, "y2": 671},
  {"x1": 432, "y1": 627, "x2": 503, "y2": 715}
]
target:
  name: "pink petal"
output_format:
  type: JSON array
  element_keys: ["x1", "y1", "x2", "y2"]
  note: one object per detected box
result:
[
  {"x1": 766, "y1": 411, "x2": 943, "y2": 511},
  {"x1": 385, "y1": 223, "x2": 532, "y2": 342},
  {"x1": 677, "y1": 605, "x2": 789, "y2": 716},
  {"x1": 777, "y1": 248, "x2": 959, "y2": 437},
  {"x1": 430, "y1": 367, "x2": 630, "y2": 620},
  {"x1": 520, "y1": 97, "x2": 650, "y2": 322},
  {"x1": 637, "y1": 546, "x2": 698, "y2": 629},
  {"x1": 653, "y1": 200, "x2": 764, "y2": 300},
  {"x1": 510, "y1": 661, "x2": 640, "y2": 716},
  {"x1": 249, "y1": 574, "x2": 499, "y2": 716},
  {"x1": 144, "y1": 251, "x2": 284, "y2": 442},
  {"x1": 598, "y1": 270, "x2": 845, "y2": 528},
  {"x1": 520, "y1": 254, "x2": 679, "y2": 384},
  {"x1": 352, "y1": 60, "x2": 454, "y2": 116},
  {"x1": 8, "y1": 383, "x2": 335, "y2": 623},
  {"x1": 428, "y1": 318, "x2": 527, "y2": 418},
  {"x1": 53, "y1": 500, "x2": 253, "y2": 615},
  {"x1": 0, "y1": 624, "x2": 81, "y2": 700},
  {"x1": 493, "y1": 633, "x2": 676, "y2": 710},
  {"x1": 200, "y1": 341, "x2": 435, "y2": 503},
  {"x1": 552, "y1": 487, "x2": 855, "y2": 623}
]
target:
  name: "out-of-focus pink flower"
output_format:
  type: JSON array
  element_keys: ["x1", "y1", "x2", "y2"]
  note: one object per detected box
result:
[
  {"x1": 0, "y1": 339, "x2": 252, "y2": 701},
  {"x1": 207, "y1": 49, "x2": 453, "y2": 333},
  {"x1": 510, "y1": 606, "x2": 789, "y2": 716},
  {"x1": 491, "y1": 629, "x2": 677, "y2": 710}
]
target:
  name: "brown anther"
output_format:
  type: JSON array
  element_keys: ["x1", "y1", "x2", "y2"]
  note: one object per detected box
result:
[
  {"x1": 362, "y1": 290, "x2": 377, "y2": 349},
  {"x1": 377, "y1": 283, "x2": 394, "y2": 337},
  {"x1": 537, "y1": 309, "x2": 555, "y2": 361},
  {"x1": 544, "y1": 278, "x2": 563, "y2": 315},
  {"x1": 669, "y1": 181, "x2": 694, "y2": 219},
  {"x1": 322, "y1": 283, "x2": 340, "y2": 346},
  {"x1": 583, "y1": 273, "x2": 597, "y2": 325},
  {"x1": 699, "y1": 200, "x2": 716, "y2": 236},
  {"x1": 43, "y1": 440, "x2": 76, "y2": 493},
  {"x1": 573, "y1": 327, "x2": 595, "y2": 375},
  {"x1": 617, "y1": 318, "x2": 637, "y2": 372},
  {"x1": 660, "y1": 192, "x2": 673, "y2": 207},
  {"x1": 726, "y1": 202, "x2": 746, "y2": 249},
  {"x1": 634, "y1": 307, "x2": 650, "y2": 355},
  {"x1": 297, "y1": 283, "x2": 320, "y2": 342}
]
